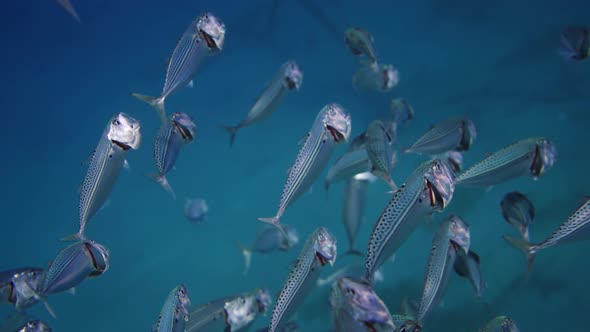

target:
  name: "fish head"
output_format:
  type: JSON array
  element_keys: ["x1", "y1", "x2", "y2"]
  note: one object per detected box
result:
[
  {"x1": 458, "y1": 119, "x2": 477, "y2": 151},
  {"x1": 254, "y1": 288, "x2": 272, "y2": 314},
  {"x1": 171, "y1": 112, "x2": 197, "y2": 142},
  {"x1": 175, "y1": 284, "x2": 191, "y2": 318},
  {"x1": 322, "y1": 103, "x2": 351, "y2": 143},
  {"x1": 396, "y1": 320, "x2": 422, "y2": 332},
  {"x1": 446, "y1": 215, "x2": 470, "y2": 254},
  {"x1": 423, "y1": 159, "x2": 456, "y2": 211},
  {"x1": 84, "y1": 240, "x2": 110, "y2": 277},
  {"x1": 381, "y1": 65, "x2": 399, "y2": 91},
  {"x1": 314, "y1": 227, "x2": 337, "y2": 266},
  {"x1": 283, "y1": 61, "x2": 303, "y2": 91},
  {"x1": 530, "y1": 139, "x2": 557, "y2": 179},
  {"x1": 107, "y1": 113, "x2": 141, "y2": 150},
  {"x1": 11, "y1": 269, "x2": 44, "y2": 309},
  {"x1": 197, "y1": 13, "x2": 225, "y2": 53},
  {"x1": 225, "y1": 295, "x2": 258, "y2": 330},
  {"x1": 23, "y1": 320, "x2": 51, "y2": 332}
]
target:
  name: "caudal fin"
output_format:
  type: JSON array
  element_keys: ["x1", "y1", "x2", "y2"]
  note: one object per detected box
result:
[
  {"x1": 235, "y1": 241, "x2": 252, "y2": 275},
  {"x1": 131, "y1": 93, "x2": 167, "y2": 124},
  {"x1": 257, "y1": 216, "x2": 287, "y2": 238},
  {"x1": 503, "y1": 235, "x2": 537, "y2": 279},
  {"x1": 344, "y1": 248, "x2": 364, "y2": 256},
  {"x1": 149, "y1": 174, "x2": 176, "y2": 200},
  {"x1": 221, "y1": 125, "x2": 239, "y2": 146},
  {"x1": 60, "y1": 232, "x2": 83, "y2": 242}
]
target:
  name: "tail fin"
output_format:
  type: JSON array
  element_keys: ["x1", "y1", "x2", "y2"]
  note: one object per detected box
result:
[
  {"x1": 221, "y1": 125, "x2": 239, "y2": 147},
  {"x1": 344, "y1": 249, "x2": 364, "y2": 256},
  {"x1": 149, "y1": 174, "x2": 176, "y2": 200},
  {"x1": 235, "y1": 241, "x2": 252, "y2": 275},
  {"x1": 131, "y1": 93, "x2": 166, "y2": 124},
  {"x1": 257, "y1": 216, "x2": 287, "y2": 238},
  {"x1": 60, "y1": 232, "x2": 83, "y2": 242},
  {"x1": 503, "y1": 235, "x2": 537, "y2": 279}
]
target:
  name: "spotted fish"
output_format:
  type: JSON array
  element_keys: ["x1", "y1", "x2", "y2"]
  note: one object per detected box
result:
[
  {"x1": 404, "y1": 118, "x2": 476, "y2": 155},
  {"x1": 479, "y1": 316, "x2": 519, "y2": 332},
  {"x1": 154, "y1": 284, "x2": 191, "y2": 332},
  {"x1": 366, "y1": 120, "x2": 398, "y2": 190}
]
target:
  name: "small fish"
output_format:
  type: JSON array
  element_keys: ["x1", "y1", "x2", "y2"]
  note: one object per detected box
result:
[
  {"x1": 15, "y1": 320, "x2": 52, "y2": 332},
  {"x1": 268, "y1": 227, "x2": 337, "y2": 332},
  {"x1": 324, "y1": 148, "x2": 370, "y2": 194},
  {"x1": 417, "y1": 215, "x2": 470, "y2": 324},
  {"x1": 479, "y1": 316, "x2": 519, "y2": 332},
  {"x1": 456, "y1": 138, "x2": 557, "y2": 187},
  {"x1": 258, "y1": 104, "x2": 351, "y2": 235},
  {"x1": 132, "y1": 13, "x2": 225, "y2": 123},
  {"x1": 391, "y1": 316, "x2": 421, "y2": 332},
  {"x1": 501, "y1": 192, "x2": 535, "y2": 241},
  {"x1": 559, "y1": 26, "x2": 590, "y2": 61},
  {"x1": 344, "y1": 28, "x2": 378, "y2": 66},
  {"x1": 184, "y1": 198, "x2": 209, "y2": 223},
  {"x1": 366, "y1": 120, "x2": 398, "y2": 190},
  {"x1": 353, "y1": 63, "x2": 399, "y2": 93},
  {"x1": 223, "y1": 61, "x2": 303, "y2": 146},
  {"x1": 63, "y1": 113, "x2": 141, "y2": 241},
  {"x1": 404, "y1": 118, "x2": 476, "y2": 155},
  {"x1": 441, "y1": 151, "x2": 463, "y2": 174},
  {"x1": 56, "y1": 0, "x2": 80, "y2": 23},
  {"x1": 342, "y1": 176, "x2": 371, "y2": 256},
  {"x1": 0, "y1": 268, "x2": 44, "y2": 311},
  {"x1": 364, "y1": 159, "x2": 456, "y2": 283},
  {"x1": 453, "y1": 249, "x2": 486, "y2": 298},
  {"x1": 379, "y1": 98, "x2": 414, "y2": 136},
  {"x1": 154, "y1": 285, "x2": 191, "y2": 332},
  {"x1": 238, "y1": 225, "x2": 299, "y2": 274},
  {"x1": 151, "y1": 112, "x2": 197, "y2": 199},
  {"x1": 504, "y1": 197, "x2": 590, "y2": 276},
  {"x1": 330, "y1": 277, "x2": 395, "y2": 332},
  {"x1": 317, "y1": 263, "x2": 384, "y2": 287}
]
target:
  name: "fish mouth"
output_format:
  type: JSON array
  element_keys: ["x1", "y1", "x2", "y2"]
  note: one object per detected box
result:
[
  {"x1": 199, "y1": 29, "x2": 218, "y2": 50},
  {"x1": 317, "y1": 253, "x2": 328, "y2": 266},
  {"x1": 327, "y1": 125, "x2": 345, "y2": 142},
  {"x1": 426, "y1": 179, "x2": 445, "y2": 209},
  {"x1": 285, "y1": 77, "x2": 297, "y2": 90},
  {"x1": 111, "y1": 140, "x2": 131, "y2": 151},
  {"x1": 84, "y1": 242, "x2": 109, "y2": 277},
  {"x1": 175, "y1": 122, "x2": 194, "y2": 141},
  {"x1": 530, "y1": 140, "x2": 557, "y2": 178},
  {"x1": 457, "y1": 119, "x2": 476, "y2": 151}
]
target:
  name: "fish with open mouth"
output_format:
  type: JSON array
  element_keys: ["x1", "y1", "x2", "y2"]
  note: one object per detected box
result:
[
  {"x1": 0, "y1": 268, "x2": 44, "y2": 312},
  {"x1": 154, "y1": 284, "x2": 191, "y2": 332},
  {"x1": 353, "y1": 63, "x2": 399, "y2": 93},
  {"x1": 258, "y1": 104, "x2": 351, "y2": 235},
  {"x1": 364, "y1": 159, "x2": 455, "y2": 283},
  {"x1": 223, "y1": 61, "x2": 303, "y2": 146},
  {"x1": 366, "y1": 120, "x2": 398, "y2": 191},
  {"x1": 238, "y1": 224, "x2": 299, "y2": 274},
  {"x1": 268, "y1": 227, "x2": 337, "y2": 332},
  {"x1": 456, "y1": 137, "x2": 557, "y2": 187},
  {"x1": 404, "y1": 118, "x2": 476, "y2": 155},
  {"x1": 478, "y1": 316, "x2": 519, "y2": 332},
  {"x1": 501, "y1": 192, "x2": 535, "y2": 242},
  {"x1": 344, "y1": 27, "x2": 378, "y2": 67},
  {"x1": 132, "y1": 13, "x2": 225, "y2": 123},
  {"x1": 151, "y1": 112, "x2": 197, "y2": 199},
  {"x1": 63, "y1": 113, "x2": 141, "y2": 241}
]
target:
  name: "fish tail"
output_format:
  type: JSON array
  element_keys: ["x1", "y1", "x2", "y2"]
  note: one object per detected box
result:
[
  {"x1": 150, "y1": 174, "x2": 176, "y2": 200},
  {"x1": 503, "y1": 235, "x2": 537, "y2": 279},
  {"x1": 257, "y1": 216, "x2": 287, "y2": 238},
  {"x1": 60, "y1": 232, "x2": 83, "y2": 242},
  {"x1": 344, "y1": 248, "x2": 364, "y2": 256},
  {"x1": 221, "y1": 125, "x2": 239, "y2": 146},
  {"x1": 43, "y1": 300, "x2": 57, "y2": 319},
  {"x1": 386, "y1": 176, "x2": 398, "y2": 192},
  {"x1": 131, "y1": 93, "x2": 167, "y2": 123},
  {"x1": 235, "y1": 241, "x2": 252, "y2": 275}
]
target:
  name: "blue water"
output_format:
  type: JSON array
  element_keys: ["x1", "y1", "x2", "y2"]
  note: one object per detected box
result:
[{"x1": 1, "y1": 0, "x2": 589, "y2": 331}]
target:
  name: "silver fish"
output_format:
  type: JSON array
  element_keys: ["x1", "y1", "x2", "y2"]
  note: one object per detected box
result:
[
  {"x1": 132, "y1": 13, "x2": 225, "y2": 123},
  {"x1": 15, "y1": 320, "x2": 52, "y2": 332},
  {"x1": 504, "y1": 197, "x2": 590, "y2": 276},
  {"x1": 238, "y1": 225, "x2": 299, "y2": 274},
  {"x1": 318, "y1": 262, "x2": 385, "y2": 288},
  {"x1": 364, "y1": 159, "x2": 456, "y2": 283},
  {"x1": 366, "y1": 120, "x2": 398, "y2": 190},
  {"x1": 456, "y1": 138, "x2": 557, "y2": 187},
  {"x1": 501, "y1": 192, "x2": 535, "y2": 241},
  {"x1": 344, "y1": 28, "x2": 378, "y2": 66},
  {"x1": 391, "y1": 316, "x2": 421, "y2": 332},
  {"x1": 268, "y1": 227, "x2": 337, "y2": 332},
  {"x1": 151, "y1": 112, "x2": 197, "y2": 199},
  {"x1": 479, "y1": 316, "x2": 519, "y2": 332},
  {"x1": 258, "y1": 104, "x2": 351, "y2": 235},
  {"x1": 353, "y1": 63, "x2": 399, "y2": 93},
  {"x1": 56, "y1": 0, "x2": 80, "y2": 23},
  {"x1": 404, "y1": 118, "x2": 476, "y2": 155},
  {"x1": 330, "y1": 277, "x2": 395, "y2": 332},
  {"x1": 324, "y1": 148, "x2": 370, "y2": 194},
  {"x1": 154, "y1": 284, "x2": 191, "y2": 332},
  {"x1": 342, "y1": 176, "x2": 372, "y2": 256},
  {"x1": 0, "y1": 268, "x2": 44, "y2": 311},
  {"x1": 453, "y1": 249, "x2": 486, "y2": 298},
  {"x1": 559, "y1": 26, "x2": 590, "y2": 61},
  {"x1": 184, "y1": 198, "x2": 209, "y2": 223},
  {"x1": 63, "y1": 113, "x2": 141, "y2": 241},
  {"x1": 417, "y1": 215, "x2": 470, "y2": 324},
  {"x1": 223, "y1": 61, "x2": 303, "y2": 146}
]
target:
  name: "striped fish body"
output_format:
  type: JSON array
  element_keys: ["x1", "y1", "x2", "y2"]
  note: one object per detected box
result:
[
  {"x1": 405, "y1": 118, "x2": 476, "y2": 155},
  {"x1": 154, "y1": 285, "x2": 191, "y2": 332},
  {"x1": 366, "y1": 120, "x2": 397, "y2": 189},
  {"x1": 342, "y1": 178, "x2": 369, "y2": 254},
  {"x1": 536, "y1": 198, "x2": 590, "y2": 250},
  {"x1": 154, "y1": 122, "x2": 185, "y2": 177},
  {"x1": 325, "y1": 149, "x2": 370, "y2": 190}
]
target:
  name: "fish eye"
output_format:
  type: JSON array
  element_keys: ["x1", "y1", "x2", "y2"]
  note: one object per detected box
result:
[{"x1": 112, "y1": 119, "x2": 120, "y2": 126}]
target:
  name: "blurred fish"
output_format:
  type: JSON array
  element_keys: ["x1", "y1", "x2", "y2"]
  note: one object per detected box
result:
[
  {"x1": 344, "y1": 28, "x2": 378, "y2": 66},
  {"x1": 223, "y1": 61, "x2": 303, "y2": 146},
  {"x1": 63, "y1": 113, "x2": 141, "y2": 241},
  {"x1": 324, "y1": 149, "x2": 370, "y2": 195},
  {"x1": 0, "y1": 268, "x2": 44, "y2": 312},
  {"x1": 353, "y1": 63, "x2": 399, "y2": 93},
  {"x1": 456, "y1": 138, "x2": 557, "y2": 187},
  {"x1": 151, "y1": 112, "x2": 197, "y2": 200},
  {"x1": 56, "y1": 0, "x2": 80, "y2": 23},
  {"x1": 479, "y1": 316, "x2": 519, "y2": 332},
  {"x1": 417, "y1": 215, "x2": 470, "y2": 324},
  {"x1": 559, "y1": 26, "x2": 590, "y2": 61},
  {"x1": 501, "y1": 192, "x2": 535, "y2": 241},
  {"x1": 366, "y1": 120, "x2": 398, "y2": 190},
  {"x1": 238, "y1": 225, "x2": 299, "y2": 274},
  {"x1": 453, "y1": 249, "x2": 486, "y2": 298},
  {"x1": 379, "y1": 98, "x2": 414, "y2": 136},
  {"x1": 15, "y1": 320, "x2": 52, "y2": 332},
  {"x1": 441, "y1": 151, "x2": 463, "y2": 174},
  {"x1": 268, "y1": 227, "x2": 337, "y2": 332},
  {"x1": 317, "y1": 263, "x2": 384, "y2": 287},
  {"x1": 342, "y1": 174, "x2": 375, "y2": 256},
  {"x1": 391, "y1": 316, "x2": 421, "y2": 332},
  {"x1": 132, "y1": 13, "x2": 225, "y2": 122},
  {"x1": 154, "y1": 284, "x2": 191, "y2": 332},
  {"x1": 259, "y1": 104, "x2": 351, "y2": 235},
  {"x1": 184, "y1": 198, "x2": 209, "y2": 223},
  {"x1": 349, "y1": 132, "x2": 367, "y2": 151},
  {"x1": 504, "y1": 197, "x2": 590, "y2": 277},
  {"x1": 330, "y1": 277, "x2": 395, "y2": 332},
  {"x1": 404, "y1": 118, "x2": 476, "y2": 155},
  {"x1": 399, "y1": 297, "x2": 419, "y2": 318},
  {"x1": 364, "y1": 160, "x2": 456, "y2": 283}
]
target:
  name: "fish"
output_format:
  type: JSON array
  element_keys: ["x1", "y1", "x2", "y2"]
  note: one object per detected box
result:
[
  {"x1": 379, "y1": 98, "x2": 414, "y2": 136},
  {"x1": 404, "y1": 118, "x2": 476, "y2": 155},
  {"x1": 56, "y1": 0, "x2": 81, "y2": 23},
  {"x1": 559, "y1": 26, "x2": 590, "y2": 61},
  {"x1": 456, "y1": 138, "x2": 557, "y2": 187},
  {"x1": 417, "y1": 215, "x2": 470, "y2": 324},
  {"x1": 342, "y1": 176, "x2": 371, "y2": 256},
  {"x1": 63, "y1": 113, "x2": 141, "y2": 241},
  {"x1": 453, "y1": 249, "x2": 486, "y2": 298},
  {"x1": 186, "y1": 288, "x2": 271, "y2": 332},
  {"x1": 353, "y1": 63, "x2": 399, "y2": 93},
  {"x1": 238, "y1": 225, "x2": 299, "y2": 274},
  {"x1": 184, "y1": 198, "x2": 209, "y2": 223},
  {"x1": 501, "y1": 192, "x2": 535, "y2": 241},
  {"x1": 330, "y1": 277, "x2": 395, "y2": 332},
  {"x1": 223, "y1": 61, "x2": 303, "y2": 146},
  {"x1": 349, "y1": 132, "x2": 367, "y2": 151},
  {"x1": 317, "y1": 263, "x2": 384, "y2": 287},
  {"x1": 478, "y1": 316, "x2": 519, "y2": 332},
  {"x1": 15, "y1": 320, "x2": 52, "y2": 332},
  {"x1": 151, "y1": 112, "x2": 197, "y2": 200},
  {"x1": 344, "y1": 28, "x2": 378, "y2": 66},
  {"x1": 504, "y1": 197, "x2": 590, "y2": 276},
  {"x1": 391, "y1": 316, "x2": 421, "y2": 332},
  {"x1": 268, "y1": 227, "x2": 337, "y2": 332},
  {"x1": 154, "y1": 284, "x2": 191, "y2": 332},
  {"x1": 364, "y1": 159, "x2": 456, "y2": 283},
  {"x1": 324, "y1": 149, "x2": 370, "y2": 195},
  {"x1": 256, "y1": 322, "x2": 299, "y2": 332},
  {"x1": 258, "y1": 104, "x2": 351, "y2": 235},
  {"x1": 0, "y1": 268, "x2": 44, "y2": 311},
  {"x1": 441, "y1": 151, "x2": 463, "y2": 174},
  {"x1": 366, "y1": 120, "x2": 398, "y2": 190},
  {"x1": 132, "y1": 13, "x2": 225, "y2": 123}
]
